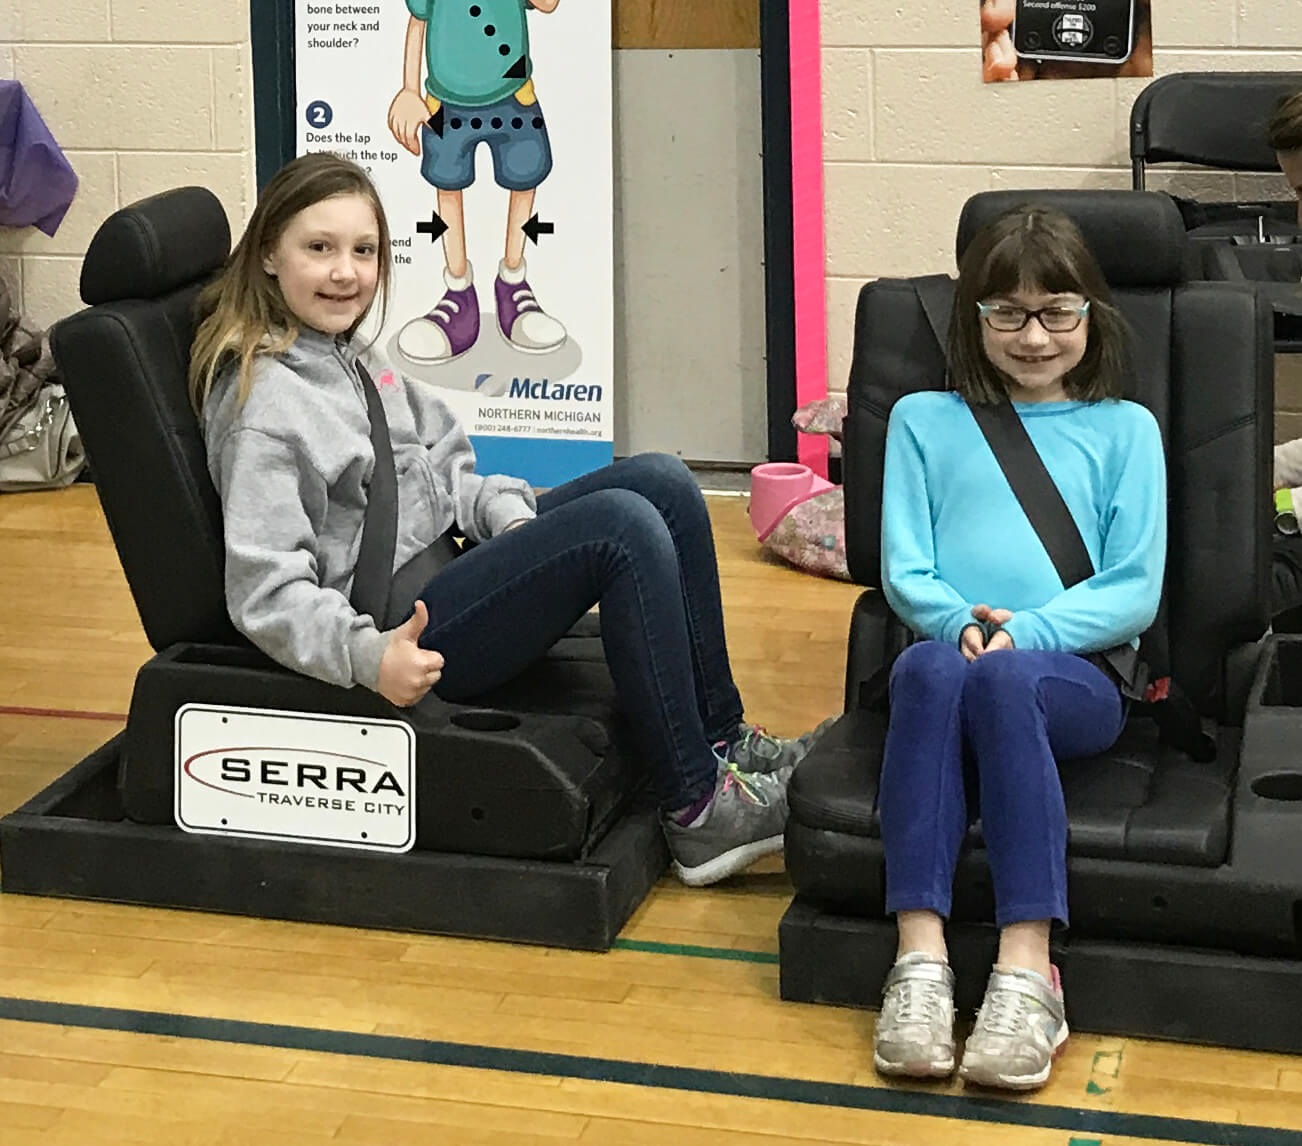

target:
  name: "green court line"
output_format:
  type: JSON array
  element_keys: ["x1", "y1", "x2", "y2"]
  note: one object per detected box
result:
[
  {"x1": 2, "y1": 996, "x2": 1299, "y2": 1146},
  {"x1": 612, "y1": 938, "x2": 779, "y2": 964}
]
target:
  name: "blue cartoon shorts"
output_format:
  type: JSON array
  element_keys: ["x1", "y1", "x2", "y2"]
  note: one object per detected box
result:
[{"x1": 419, "y1": 91, "x2": 553, "y2": 192}]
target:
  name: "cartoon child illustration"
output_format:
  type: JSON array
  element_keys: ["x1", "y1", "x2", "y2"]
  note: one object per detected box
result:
[{"x1": 387, "y1": 0, "x2": 566, "y2": 364}]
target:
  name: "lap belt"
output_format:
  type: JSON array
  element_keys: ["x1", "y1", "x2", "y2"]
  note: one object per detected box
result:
[
  {"x1": 351, "y1": 360, "x2": 459, "y2": 631},
  {"x1": 912, "y1": 277, "x2": 1215, "y2": 762}
]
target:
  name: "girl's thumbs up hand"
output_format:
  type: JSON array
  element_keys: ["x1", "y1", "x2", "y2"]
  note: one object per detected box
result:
[{"x1": 377, "y1": 600, "x2": 445, "y2": 707}]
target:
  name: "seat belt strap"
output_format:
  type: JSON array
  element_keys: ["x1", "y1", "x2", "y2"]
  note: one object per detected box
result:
[
  {"x1": 967, "y1": 401, "x2": 1096, "y2": 589},
  {"x1": 350, "y1": 359, "x2": 399, "y2": 627}
]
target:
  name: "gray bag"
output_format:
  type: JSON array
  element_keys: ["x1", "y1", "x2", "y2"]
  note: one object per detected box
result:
[
  {"x1": 0, "y1": 276, "x2": 86, "y2": 491},
  {"x1": 0, "y1": 381, "x2": 84, "y2": 491}
]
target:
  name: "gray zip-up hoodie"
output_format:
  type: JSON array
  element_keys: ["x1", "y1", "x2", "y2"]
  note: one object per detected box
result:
[{"x1": 202, "y1": 329, "x2": 536, "y2": 692}]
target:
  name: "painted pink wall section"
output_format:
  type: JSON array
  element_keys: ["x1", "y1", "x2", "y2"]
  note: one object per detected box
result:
[{"x1": 788, "y1": 2, "x2": 829, "y2": 477}]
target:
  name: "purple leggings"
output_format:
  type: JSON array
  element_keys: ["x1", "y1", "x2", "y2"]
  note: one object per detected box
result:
[{"x1": 879, "y1": 640, "x2": 1124, "y2": 928}]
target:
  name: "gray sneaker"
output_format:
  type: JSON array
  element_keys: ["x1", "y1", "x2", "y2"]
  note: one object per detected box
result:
[
  {"x1": 958, "y1": 965, "x2": 1068, "y2": 1091},
  {"x1": 722, "y1": 715, "x2": 838, "y2": 774},
  {"x1": 873, "y1": 953, "x2": 956, "y2": 1079},
  {"x1": 663, "y1": 762, "x2": 789, "y2": 886}
]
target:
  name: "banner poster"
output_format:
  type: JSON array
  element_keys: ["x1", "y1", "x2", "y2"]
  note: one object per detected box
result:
[
  {"x1": 981, "y1": 0, "x2": 1154, "y2": 83},
  {"x1": 296, "y1": 0, "x2": 614, "y2": 487}
]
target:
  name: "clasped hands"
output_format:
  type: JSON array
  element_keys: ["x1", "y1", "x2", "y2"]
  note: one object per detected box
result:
[{"x1": 960, "y1": 603, "x2": 1015, "y2": 662}]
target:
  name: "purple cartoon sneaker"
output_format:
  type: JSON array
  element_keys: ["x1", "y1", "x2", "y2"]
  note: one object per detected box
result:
[
  {"x1": 495, "y1": 258, "x2": 567, "y2": 354},
  {"x1": 396, "y1": 264, "x2": 480, "y2": 364}
]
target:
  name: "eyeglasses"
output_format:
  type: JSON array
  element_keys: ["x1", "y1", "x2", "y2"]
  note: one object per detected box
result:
[{"x1": 977, "y1": 301, "x2": 1091, "y2": 333}]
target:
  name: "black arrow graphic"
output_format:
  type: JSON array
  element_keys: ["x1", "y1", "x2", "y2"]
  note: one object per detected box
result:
[
  {"x1": 416, "y1": 211, "x2": 448, "y2": 242},
  {"x1": 427, "y1": 105, "x2": 445, "y2": 138},
  {"x1": 522, "y1": 213, "x2": 554, "y2": 244}
]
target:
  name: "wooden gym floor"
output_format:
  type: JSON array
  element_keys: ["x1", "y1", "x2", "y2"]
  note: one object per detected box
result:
[{"x1": 1, "y1": 484, "x2": 1300, "y2": 1145}]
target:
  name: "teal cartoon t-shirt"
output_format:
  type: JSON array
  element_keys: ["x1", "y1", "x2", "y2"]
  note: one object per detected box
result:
[{"x1": 407, "y1": 0, "x2": 532, "y2": 107}]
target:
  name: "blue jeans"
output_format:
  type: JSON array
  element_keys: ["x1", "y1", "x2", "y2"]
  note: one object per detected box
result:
[
  {"x1": 415, "y1": 453, "x2": 741, "y2": 810},
  {"x1": 878, "y1": 641, "x2": 1124, "y2": 928}
]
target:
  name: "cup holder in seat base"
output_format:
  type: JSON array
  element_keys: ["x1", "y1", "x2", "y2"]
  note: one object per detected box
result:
[
  {"x1": 450, "y1": 710, "x2": 522, "y2": 733},
  {"x1": 1250, "y1": 772, "x2": 1302, "y2": 802}
]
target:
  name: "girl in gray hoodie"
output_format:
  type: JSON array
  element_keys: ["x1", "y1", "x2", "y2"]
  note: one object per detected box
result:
[{"x1": 190, "y1": 153, "x2": 828, "y2": 887}]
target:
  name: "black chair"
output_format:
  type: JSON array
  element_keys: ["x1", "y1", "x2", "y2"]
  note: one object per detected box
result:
[
  {"x1": 1130, "y1": 71, "x2": 1301, "y2": 210},
  {"x1": 779, "y1": 190, "x2": 1302, "y2": 1054},
  {"x1": 1131, "y1": 71, "x2": 1302, "y2": 349},
  {"x1": 0, "y1": 187, "x2": 667, "y2": 951}
]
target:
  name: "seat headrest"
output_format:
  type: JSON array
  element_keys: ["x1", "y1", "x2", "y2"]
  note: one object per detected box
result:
[
  {"x1": 80, "y1": 186, "x2": 231, "y2": 306},
  {"x1": 956, "y1": 190, "x2": 1188, "y2": 288}
]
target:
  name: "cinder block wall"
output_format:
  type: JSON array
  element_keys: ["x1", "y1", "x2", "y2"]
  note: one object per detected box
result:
[
  {"x1": 820, "y1": 0, "x2": 1302, "y2": 434},
  {"x1": 1, "y1": 1, "x2": 254, "y2": 330},
  {"x1": 4, "y1": 0, "x2": 1301, "y2": 434}
]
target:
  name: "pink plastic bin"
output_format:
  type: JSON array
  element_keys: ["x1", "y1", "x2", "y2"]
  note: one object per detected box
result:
[{"x1": 748, "y1": 462, "x2": 835, "y2": 542}]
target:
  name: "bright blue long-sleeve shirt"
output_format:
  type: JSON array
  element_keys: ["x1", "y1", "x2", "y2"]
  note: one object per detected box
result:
[{"x1": 881, "y1": 391, "x2": 1166, "y2": 653}]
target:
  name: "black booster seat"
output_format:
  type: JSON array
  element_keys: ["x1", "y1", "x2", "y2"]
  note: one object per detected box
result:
[
  {"x1": 0, "y1": 187, "x2": 667, "y2": 950},
  {"x1": 780, "y1": 190, "x2": 1302, "y2": 1054}
]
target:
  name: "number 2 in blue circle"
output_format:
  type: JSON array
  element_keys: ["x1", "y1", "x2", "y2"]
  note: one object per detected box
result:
[{"x1": 306, "y1": 100, "x2": 333, "y2": 128}]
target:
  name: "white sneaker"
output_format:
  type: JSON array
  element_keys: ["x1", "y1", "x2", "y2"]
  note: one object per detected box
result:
[
  {"x1": 873, "y1": 953, "x2": 956, "y2": 1079},
  {"x1": 959, "y1": 964, "x2": 1069, "y2": 1091}
]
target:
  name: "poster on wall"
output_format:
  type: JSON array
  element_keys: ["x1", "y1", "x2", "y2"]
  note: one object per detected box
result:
[
  {"x1": 981, "y1": 0, "x2": 1154, "y2": 83},
  {"x1": 296, "y1": 0, "x2": 613, "y2": 486}
]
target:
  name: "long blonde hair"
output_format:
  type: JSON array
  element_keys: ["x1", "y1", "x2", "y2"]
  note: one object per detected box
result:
[{"x1": 189, "y1": 152, "x2": 392, "y2": 411}]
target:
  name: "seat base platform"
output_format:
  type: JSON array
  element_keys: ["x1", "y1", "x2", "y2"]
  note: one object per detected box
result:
[
  {"x1": 0, "y1": 734, "x2": 669, "y2": 952},
  {"x1": 779, "y1": 896, "x2": 1302, "y2": 1054}
]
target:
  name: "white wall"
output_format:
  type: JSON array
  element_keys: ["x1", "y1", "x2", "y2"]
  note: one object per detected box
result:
[
  {"x1": 9, "y1": 2, "x2": 1299, "y2": 451},
  {"x1": 2, "y1": 0, "x2": 255, "y2": 329},
  {"x1": 613, "y1": 50, "x2": 767, "y2": 462},
  {"x1": 820, "y1": 0, "x2": 1302, "y2": 394}
]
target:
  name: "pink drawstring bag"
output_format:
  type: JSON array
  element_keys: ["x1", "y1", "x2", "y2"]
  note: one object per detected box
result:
[{"x1": 748, "y1": 398, "x2": 851, "y2": 581}]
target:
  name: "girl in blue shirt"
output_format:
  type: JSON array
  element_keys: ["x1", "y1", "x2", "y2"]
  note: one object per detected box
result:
[{"x1": 873, "y1": 206, "x2": 1165, "y2": 1090}]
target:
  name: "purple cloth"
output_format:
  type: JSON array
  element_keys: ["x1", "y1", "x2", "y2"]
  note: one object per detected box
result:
[{"x1": 0, "y1": 80, "x2": 77, "y2": 236}]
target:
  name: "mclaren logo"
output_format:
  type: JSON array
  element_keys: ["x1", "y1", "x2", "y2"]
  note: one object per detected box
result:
[{"x1": 507, "y1": 377, "x2": 603, "y2": 401}]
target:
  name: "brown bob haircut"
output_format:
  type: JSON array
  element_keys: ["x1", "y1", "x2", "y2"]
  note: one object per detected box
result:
[
  {"x1": 1268, "y1": 89, "x2": 1302, "y2": 154},
  {"x1": 948, "y1": 204, "x2": 1130, "y2": 405}
]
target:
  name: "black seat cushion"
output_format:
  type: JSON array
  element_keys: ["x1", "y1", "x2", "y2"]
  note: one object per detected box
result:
[
  {"x1": 788, "y1": 706, "x2": 1234, "y2": 868},
  {"x1": 54, "y1": 187, "x2": 237, "y2": 651}
]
